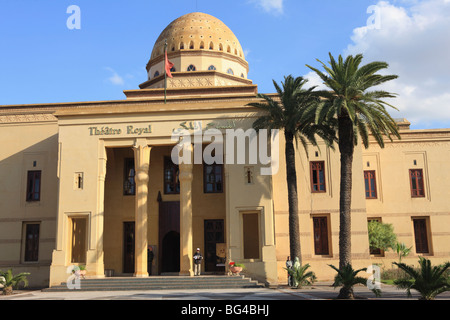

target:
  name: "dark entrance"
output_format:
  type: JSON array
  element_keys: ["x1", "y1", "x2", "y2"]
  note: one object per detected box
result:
[
  {"x1": 158, "y1": 201, "x2": 180, "y2": 273},
  {"x1": 204, "y1": 219, "x2": 225, "y2": 272},
  {"x1": 123, "y1": 222, "x2": 135, "y2": 274}
]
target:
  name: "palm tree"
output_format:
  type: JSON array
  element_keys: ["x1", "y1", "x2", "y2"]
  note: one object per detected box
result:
[
  {"x1": 248, "y1": 75, "x2": 335, "y2": 264},
  {"x1": 329, "y1": 263, "x2": 381, "y2": 299},
  {"x1": 307, "y1": 53, "x2": 401, "y2": 269},
  {"x1": 0, "y1": 269, "x2": 30, "y2": 295},
  {"x1": 393, "y1": 257, "x2": 450, "y2": 300},
  {"x1": 284, "y1": 262, "x2": 317, "y2": 289},
  {"x1": 394, "y1": 242, "x2": 412, "y2": 264}
]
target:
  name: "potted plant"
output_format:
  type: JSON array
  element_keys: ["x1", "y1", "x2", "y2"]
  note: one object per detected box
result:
[
  {"x1": 78, "y1": 265, "x2": 87, "y2": 279},
  {"x1": 229, "y1": 262, "x2": 245, "y2": 276},
  {"x1": 0, "y1": 269, "x2": 30, "y2": 295}
]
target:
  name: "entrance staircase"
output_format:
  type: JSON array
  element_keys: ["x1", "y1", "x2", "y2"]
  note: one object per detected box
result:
[{"x1": 43, "y1": 275, "x2": 265, "y2": 292}]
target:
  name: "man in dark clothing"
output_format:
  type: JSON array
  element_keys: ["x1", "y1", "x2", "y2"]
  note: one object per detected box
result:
[
  {"x1": 193, "y1": 248, "x2": 203, "y2": 276},
  {"x1": 147, "y1": 246, "x2": 154, "y2": 275}
]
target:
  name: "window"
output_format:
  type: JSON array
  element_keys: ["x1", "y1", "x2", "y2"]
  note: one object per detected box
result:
[
  {"x1": 153, "y1": 71, "x2": 160, "y2": 78},
  {"x1": 241, "y1": 73, "x2": 245, "y2": 78},
  {"x1": 26, "y1": 170, "x2": 41, "y2": 201},
  {"x1": 164, "y1": 156, "x2": 180, "y2": 194},
  {"x1": 364, "y1": 170, "x2": 377, "y2": 199},
  {"x1": 313, "y1": 216, "x2": 329, "y2": 255},
  {"x1": 410, "y1": 169, "x2": 425, "y2": 197},
  {"x1": 123, "y1": 158, "x2": 135, "y2": 195},
  {"x1": 199, "y1": 41, "x2": 204, "y2": 49},
  {"x1": 413, "y1": 218, "x2": 429, "y2": 254},
  {"x1": 187, "y1": 64, "x2": 196, "y2": 72},
  {"x1": 24, "y1": 223, "x2": 40, "y2": 262},
  {"x1": 170, "y1": 66, "x2": 176, "y2": 73},
  {"x1": 204, "y1": 163, "x2": 223, "y2": 193},
  {"x1": 180, "y1": 42, "x2": 184, "y2": 50},
  {"x1": 310, "y1": 161, "x2": 326, "y2": 193},
  {"x1": 208, "y1": 65, "x2": 217, "y2": 71},
  {"x1": 189, "y1": 41, "x2": 194, "y2": 49},
  {"x1": 209, "y1": 42, "x2": 214, "y2": 50},
  {"x1": 243, "y1": 213, "x2": 260, "y2": 259},
  {"x1": 227, "y1": 68, "x2": 234, "y2": 75}
]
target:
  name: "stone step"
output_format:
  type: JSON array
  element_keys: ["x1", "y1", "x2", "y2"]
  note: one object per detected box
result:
[{"x1": 43, "y1": 275, "x2": 264, "y2": 292}]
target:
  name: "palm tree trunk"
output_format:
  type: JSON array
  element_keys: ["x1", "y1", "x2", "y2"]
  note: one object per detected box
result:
[
  {"x1": 285, "y1": 130, "x2": 301, "y2": 264},
  {"x1": 338, "y1": 116, "x2": 354, "y2": 269}
]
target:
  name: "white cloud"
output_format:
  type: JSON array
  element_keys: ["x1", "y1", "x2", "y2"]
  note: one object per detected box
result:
[
  {"x1": 342, "y1": 0, "x2": 450, "y2": 128},
  {"x1": 303, "y1": 71, "x2": 328, "y2": 91},
  {"x1": 105, "y1": 67, "x2": 125, "y2": 86},
  {"x1": 250, "y1": 0, "x2": 284, "y2": 14}
]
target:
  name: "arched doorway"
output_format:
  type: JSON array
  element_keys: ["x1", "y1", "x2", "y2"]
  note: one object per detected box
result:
[{"x1": 161, "y1": 231, "x2": 180, "y2": 272}]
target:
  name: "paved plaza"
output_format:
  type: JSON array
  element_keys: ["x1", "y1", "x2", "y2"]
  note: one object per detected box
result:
[{"x1": 2, "y1": 281, "x2": 450, "y2": 300}]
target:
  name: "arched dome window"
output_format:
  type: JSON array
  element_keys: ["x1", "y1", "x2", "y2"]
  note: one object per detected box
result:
[
  {"x1": 219, "y1": 44, "x2": 223, "y2": 51},
  {"x1": 180, "y1": 42, "x2": 185, "y2": 50},
  {"x1": 227, "y1": 68, "x2": 234, "y2": 75},
  {"x1": 189, "y1": 41, "x2": 194, "y2": 49},
  {"x1": 187, "y1": 64, "x2": 196, "y2": 71},
  {"x1": 170, "y1": 66, "x2": 176, "y2": 73},
  {"x1": 208, "y1": 65, "x2": 217, "y2": 71},
  {"x1": 227, "y1": 45, "x2": 231, "y2": 53},
  {"x1": 241, "y1": 73, "x2": 245, "y2": 78},
  {"x1": 200, "y1": 41, "x2": 204, "y2": 49},
  {"x1": 235, "y1": 49, "x2": 238, "y2": 55},
  {"x1": 154, "y1": 71, "x2": 160, "y2": 78},
  {"x1": 209, "y1": 42, "x2": 214, "y2": 50}
]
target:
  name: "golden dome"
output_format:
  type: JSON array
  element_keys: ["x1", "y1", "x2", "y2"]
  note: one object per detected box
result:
[{"x1": 150, "y1": 12, "x2": 246, "y2": 61}]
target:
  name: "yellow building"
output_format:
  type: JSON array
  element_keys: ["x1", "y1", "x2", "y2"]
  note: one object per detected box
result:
[{"x1": 0, "y1": 12, "x2": 449, "y2": 288}]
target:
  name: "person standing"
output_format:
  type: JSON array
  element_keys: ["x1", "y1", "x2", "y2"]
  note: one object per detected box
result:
[
  {"x1": 285, "y1": 256, "x2": 293, "y2": 286},
  {"x1": 147, "y1": 245, "x2": 154, "y2": 275},
  {"x1": 193, "y1": 248, "x2": 203, "y2": 276}
]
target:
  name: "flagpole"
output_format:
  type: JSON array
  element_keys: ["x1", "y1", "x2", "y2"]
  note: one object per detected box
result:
[{"x1": 164, "y1": 39, "x2": 167, "y2": 104}]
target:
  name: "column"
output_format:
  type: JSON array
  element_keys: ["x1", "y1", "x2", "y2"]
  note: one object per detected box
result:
[
  {"x1": 133, "y1": 139, "x2": 151, "y2": 277},
  {"x1": 90, "y1": 141, "x2": 107, "y2": 277},
  {"x1": 179, "y1": 143, "x2": 194, "y2": 276}
]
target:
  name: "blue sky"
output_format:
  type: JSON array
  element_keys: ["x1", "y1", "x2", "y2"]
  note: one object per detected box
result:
[{"x1": 1, "y1": 0, "x2": 449, "y2": 129}]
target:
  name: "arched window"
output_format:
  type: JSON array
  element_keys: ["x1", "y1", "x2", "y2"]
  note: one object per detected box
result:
[
  {"x1": 209, "y1": 42, "x2": 214, "y2": 50},
  {"x1": 234, "y1": 49, "x2": 238, "y2": 55},
  {"x1": 170, "y1": 66, "x2": 176, "y2": 73},
  {"x1": 227, "y1": 68, "x2": 234, "y2": 75},
  {"x1": 241, "y1": 73, "x2": 245, "y2": 78},
  {"x1": 189, "y1": 41, "x2": 194, "y2": 49},
  {"x1": 154, "y1": 71, "x2": 160, "y2": 78},
  {"x1": 219, "y1": 43, "x2": 223, "y2": 51},
  {"x1": 187, "y1": 64, "x2": 196, "y2": 71},
  {"x1": 200, "y1": 41, "x2": 204, "y2": 49},
  {"x1": 227, "y1": 45, "x2": 231, "y2": 53},
  {"x1": 208, "y1": 65, "x2": 216, "y2": 71},
  {"x1": 180, "y1": 42, "x2": 185, "y2": 50}
]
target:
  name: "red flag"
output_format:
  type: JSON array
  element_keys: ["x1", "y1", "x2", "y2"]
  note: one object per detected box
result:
[{"x1": 165, "y1": 50, "x2": 174, "y2": 78}]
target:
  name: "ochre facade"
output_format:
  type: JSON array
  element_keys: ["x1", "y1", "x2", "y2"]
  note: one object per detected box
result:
[{"x1": 0, "y1": 12, "x2": 449, "y2": 288}]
